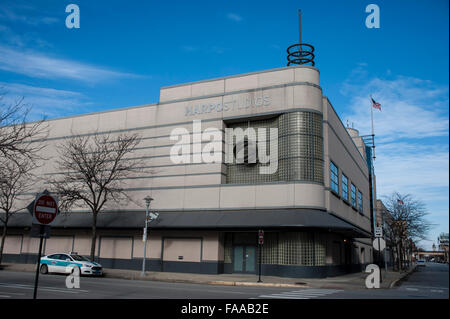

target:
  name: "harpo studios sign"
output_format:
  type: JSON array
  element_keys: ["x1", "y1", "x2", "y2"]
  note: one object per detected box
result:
[{"x1": 184, "y1": 93, "x2": 271, "y2": 116}]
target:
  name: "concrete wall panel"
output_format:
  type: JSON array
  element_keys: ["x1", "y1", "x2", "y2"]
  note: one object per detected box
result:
[{"x1": 162, "y1": 238, "x2": 201, "y2": 262}]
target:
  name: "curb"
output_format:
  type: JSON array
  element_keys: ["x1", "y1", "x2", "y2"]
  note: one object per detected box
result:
[
  {"x1": 389, "y1": 266, "x2": 417, "y2": 289},
  {"x1": 207, "y1": 281, "x2": 310, "y2": 288},
  {"x1": 101, "y1": 273, "x2": 311, "y2": 288}
]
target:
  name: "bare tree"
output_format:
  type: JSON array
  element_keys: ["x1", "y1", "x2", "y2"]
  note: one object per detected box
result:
[
  {"x1": 0, "y1": 157, "x2": 37, "y2": 265},
  {"x1": 0, "y1": 92, "x2": 47, "y2": 265},
  {"x1": 0, "y1": 92, "x2": 47, "y2": 165},
  {"x1": 50, "y1": 132, "x2": 146, "y2": 260},
  {"x1": 383, "y1": 192, "x2": 433, "y2": 271}
]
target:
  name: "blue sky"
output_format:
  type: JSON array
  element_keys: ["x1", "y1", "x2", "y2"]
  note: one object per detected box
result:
[{"x1": 0, "y1": 0, "x2": 448, "y2": 249}]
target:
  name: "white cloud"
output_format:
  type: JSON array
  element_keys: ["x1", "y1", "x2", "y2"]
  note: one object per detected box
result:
[
  {"x1": 0, "y1": 82, "x2": 92, "y2": 120},
  {"x1": 180, "y1": 45, "x2": 227, "y2": 55},
  {"x1": 0, "y1": 2, "x2": 59, "y2": 26},
  {"x1": 375, "y1": 143, "x2": 449, "y2": 198},
  {"x1": 0, "y1": 45, "x2": 140, "y2": 83},
  {"x1": 341, "y1": 75, "x2": 449, "y2": 142},
  {"x1": 226, "y1": 13, "x2": 243, "y2": 22},
  {"x1": 340, "y1": 65, "x2": 449, "y2": 249},
  {"x1": 181, "y1": 45, "x2": 197, "y2": 52}
]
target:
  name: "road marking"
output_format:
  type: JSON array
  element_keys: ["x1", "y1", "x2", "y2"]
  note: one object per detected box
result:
[
  {"x1": 0, "y1": 291, "x2": 25, "y2": 295},
  {"x1": 259, "y1": 294, "x2": 309, "y2": 299},
  {"x1": 401, "y1": 285, "x2": 448, "y2": 290},
  {"x1": 0, "y1": 295, "x2": 11, "y2": 298},
  {"x1": 405, "y1": 288, "x2": 419, "y2": 291},
  {"x1": 255, "y1": 289, "x2": 343, "y2": 299},
  {"x1": 430, "y1": 289, "x2": 443, "y2": 293},
  {"x1": 0, "y1": 282, "x2": 89, "y2": 293},
  {"x1": 0, "y1": 283, "x2": 87, "y2": 294}
]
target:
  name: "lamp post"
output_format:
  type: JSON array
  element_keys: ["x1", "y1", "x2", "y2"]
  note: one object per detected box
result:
[
  {"x1": 382, "y1": 211, "x2": 388, "y2": 272},
  {"x1": 142, "y1": 196, "x2": 153, "y2": 277}
]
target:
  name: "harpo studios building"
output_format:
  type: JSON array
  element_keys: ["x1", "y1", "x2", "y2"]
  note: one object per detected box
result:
[{"x1": 4, "y1": 65, "x2": 375, "y2": 278}]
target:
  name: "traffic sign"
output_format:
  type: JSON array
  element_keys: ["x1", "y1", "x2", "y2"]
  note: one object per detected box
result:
[
  {"x1": 375, "y1": 226, "x2": 383, "y2": 238},
  {"x1": 258, "y1": 230, "x2": 264, "y2": 245},
  {"x1": 373, "y1": 238, "x2": 386, "y2": 251},
  {"x1": 32, "y1": 193, "x2": 58, "y2": 225}
]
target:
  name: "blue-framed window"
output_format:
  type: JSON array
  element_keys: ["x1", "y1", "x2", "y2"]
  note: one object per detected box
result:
[
  {"x1": 330, "y1": 161, "x2": 339, "y2": 194},
  {"x1": 351, "y1": 183, "x2": 357, "y2": 208},
  {"x1": 358, "y1": 191, "x2": 363, "y2": 213},
  {"x1": 342, "y1": 174, "x2": 349, "y2": 201}
]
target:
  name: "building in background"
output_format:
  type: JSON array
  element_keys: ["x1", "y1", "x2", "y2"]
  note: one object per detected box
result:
[
  {"x1": 438, "y1": 233, "x2": 449, "y2": 263},
  {"x1": 375, "y1": 199, "x2": 394, "y2": 268},
  {"x1": 2, "y1": 65, "x2": 375, "y2": 278}
]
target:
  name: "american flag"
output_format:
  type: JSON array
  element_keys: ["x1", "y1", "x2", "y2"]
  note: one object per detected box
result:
[{"x1": 371, "y1": 97, "x2": 381, "y2": 111}]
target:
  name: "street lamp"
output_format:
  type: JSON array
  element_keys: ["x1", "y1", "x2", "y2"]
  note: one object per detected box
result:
[{"x1": 142, "y1": 196, "x2": 154, "y2": 277}]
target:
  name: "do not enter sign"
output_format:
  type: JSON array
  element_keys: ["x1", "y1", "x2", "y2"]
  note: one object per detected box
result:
[
  {"x1": 258, "y1": 230, "x2": 264, "y2": 245},
  {"x1": 33, "y1": 194, "x2": 58, "y2": 225}
]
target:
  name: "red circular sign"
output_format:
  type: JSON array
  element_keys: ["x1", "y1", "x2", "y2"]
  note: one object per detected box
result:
[
  {"x1": 258, "y1": 230, "x2": 264, "y2": 244},
  {"x1": 33, "y1": 194, "x2": 58, "y2": 225}
]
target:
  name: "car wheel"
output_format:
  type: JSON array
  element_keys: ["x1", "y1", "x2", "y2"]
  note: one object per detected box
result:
[{"x1": 40, "y1": 264, "x2": 48, "y2": 274}]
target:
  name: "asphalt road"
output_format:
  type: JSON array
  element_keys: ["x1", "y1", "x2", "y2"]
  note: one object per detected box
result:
[
  {"x1": 0, "y1": 262, "x2": 447, "y2": 299},
  {"x1": 319, "y1": 262, "x2": 449, "y2": 299},
  {"x1": 0, "y1": 270, "x2": 294, "y2": 299}
]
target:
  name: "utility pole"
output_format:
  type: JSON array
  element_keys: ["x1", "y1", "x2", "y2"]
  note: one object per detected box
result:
[{"x1": 142, "y1": 196, "x2": 153, "y2": 277}]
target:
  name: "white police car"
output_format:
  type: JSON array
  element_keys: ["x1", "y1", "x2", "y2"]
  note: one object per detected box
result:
[{"x1": 40, "y1": 252, "x2": 103, "y2": 276}]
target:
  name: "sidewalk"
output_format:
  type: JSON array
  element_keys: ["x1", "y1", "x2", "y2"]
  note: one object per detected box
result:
[{"x1": 0, "y1": 262, "x2": 416, "y2": 290}]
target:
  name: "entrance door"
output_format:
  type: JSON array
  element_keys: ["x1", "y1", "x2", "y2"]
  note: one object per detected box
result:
[{"x1": 233, "y1": 245, "x2": 256, "y2": 273}]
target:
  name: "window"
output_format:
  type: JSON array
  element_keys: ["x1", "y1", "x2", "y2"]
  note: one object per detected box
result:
[
  {"x1": 330, "y1": 161, "x2": 339, "y2": 194},
  {"x1": 342, "y1": 174, "x2": 349, "y2": 201},
  {"x1": 351, "y1": 183, "x2": 357, "y2": 208},
  {"x1": 358, "y1": 191, "x2": 363, "y2": 213},
  {"x1": 71, "y1": 254, "x2": 90, "y2": 262}
]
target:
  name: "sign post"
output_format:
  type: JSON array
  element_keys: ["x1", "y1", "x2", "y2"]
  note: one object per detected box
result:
[
  {"x1": 27, "y1": 190, "x2": 59, "y2": 299},
  {"x1": 374, "y1": 226, "x2": 383, "y2": 283},
  {"x1": 257, "y1": 230, "x2": 264, "y2": 283}
]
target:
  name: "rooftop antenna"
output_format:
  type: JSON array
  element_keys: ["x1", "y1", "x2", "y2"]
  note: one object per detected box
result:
[{"x1": 287, "y1": 9, "x2": 315, "y2": 66}]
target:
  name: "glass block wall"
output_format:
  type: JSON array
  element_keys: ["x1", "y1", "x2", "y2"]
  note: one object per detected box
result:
[
  {"x1": 226, "y1": 111, "x2": 323, "y2": 184},
  {"x1": 278, "y1": 112, "x2": 324, "y2": 183},
  {"x1": 226, "y1": 117, "x2": 279, "y2": 183},
  {"x1": 224, "y1": 232, "x2": 326, "y2": 267}
]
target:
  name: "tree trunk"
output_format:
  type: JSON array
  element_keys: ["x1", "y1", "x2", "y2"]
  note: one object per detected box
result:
[
  {"x1": 396, "y1": 244, "x2": 401, "y2": 271},
  {"x1": 0, "y1": 220, "x2": 7, "y2": 266},
  {"x1": 399, "y1": 241, "x2": 404, "y2": 271},
  {"x1": 90, "y1": 211, "x2": 98, "y2": 261}
]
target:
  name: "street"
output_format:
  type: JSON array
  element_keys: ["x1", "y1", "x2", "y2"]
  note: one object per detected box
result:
[{"x1": 0, "y1": 262, "x2": 447, "y2": 299}]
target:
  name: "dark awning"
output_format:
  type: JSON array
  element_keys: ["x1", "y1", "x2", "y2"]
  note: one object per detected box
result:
[{"x1": 4, "y1": 209, "x2": 371, "y2": 238}]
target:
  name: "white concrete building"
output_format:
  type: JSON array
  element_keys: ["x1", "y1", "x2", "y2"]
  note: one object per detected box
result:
[{"x1": 2, "y1": 65, "x2": 375, "y2": 277}]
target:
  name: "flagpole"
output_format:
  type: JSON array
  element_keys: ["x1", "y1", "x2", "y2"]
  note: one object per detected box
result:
[
  {"x1": 369, "y1": 95, "x2": 379, "y2": 278},
  {"x1": 370, "y1": 95, "x2": 375, "y2": 161}
]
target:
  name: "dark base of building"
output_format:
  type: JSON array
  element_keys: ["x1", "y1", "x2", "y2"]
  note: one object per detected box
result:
[{"x1": 2, "y1": 253, "x2": 367, "y2": 278}]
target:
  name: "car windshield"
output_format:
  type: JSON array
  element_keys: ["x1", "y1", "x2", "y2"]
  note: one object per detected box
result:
[{"x1": 70, "y1": 255, "x2": 91, "y2": 262}]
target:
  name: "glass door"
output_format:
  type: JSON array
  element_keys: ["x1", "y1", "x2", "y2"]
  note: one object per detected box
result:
[
  {"x1": 233, "y1": 245, "x2": 256, "y2": 273},
  {"x1": 244, "y1": 246, "x2": 256, "y2": 273},
  {"x1": 233, "y1": 246, "x2": 244, "y2": 272}
]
